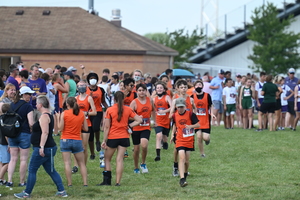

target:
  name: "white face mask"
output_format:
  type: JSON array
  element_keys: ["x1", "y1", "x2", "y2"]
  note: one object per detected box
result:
[
  {"x1": 89, "y1": 79, "x2": 97, "y2": 86},
  {"x1": 134, "y1": 76, "x2": 141, "y2": 82}
]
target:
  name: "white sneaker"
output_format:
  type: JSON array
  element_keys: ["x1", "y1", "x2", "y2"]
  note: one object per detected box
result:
[{"x1": 140, "y1": 163, "x2": 148, "y2": 173}]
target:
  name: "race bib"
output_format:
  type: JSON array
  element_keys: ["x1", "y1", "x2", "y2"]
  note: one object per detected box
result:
[
  {"x1": 244, "y1": 89, "x2": 251, "y2": 97},
  {"x1": 140, "y1": 118, "x2": 150, "y2": 126},
  {"x1": 182, "y1": 128, "x2": 195, "y2": 138},
  {"x1": 157, "y1": 108, "x2": 166, "y2": 116},
  {"x1": 196, "y1": 108, "x2": 206, "y2": 116}
]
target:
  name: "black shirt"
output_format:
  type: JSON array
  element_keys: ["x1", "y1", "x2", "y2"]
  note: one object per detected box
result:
[
  {"x1": 10, "y1": 100, "x2": 33, "y2": 133},
  {"x1": 31, "y1": 113, "x2": 55, "y2": 148}
]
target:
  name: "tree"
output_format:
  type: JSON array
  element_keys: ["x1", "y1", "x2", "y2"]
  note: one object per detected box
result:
[
  {"x1": 145, "y1": 28, "x2": 203, "y2": 67},
  {"x1": 247, "y1": 2, "x2": 300, "y2": 75}
]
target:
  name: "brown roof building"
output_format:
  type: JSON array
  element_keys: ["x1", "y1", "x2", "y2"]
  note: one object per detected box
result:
[{"x1": 0, "y1": 7, "x2": 178, "y2": 76}]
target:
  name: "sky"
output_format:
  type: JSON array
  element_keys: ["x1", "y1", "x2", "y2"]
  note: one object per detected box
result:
[{"x1": 0, "y1": 0, "x2": 292, "y2": 36}]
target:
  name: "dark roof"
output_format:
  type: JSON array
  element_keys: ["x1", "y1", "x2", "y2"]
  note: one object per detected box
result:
[
  {"x1": 0, "y1": 7, "x2": 178, "y2": 56},
  {"x1": 189, "y1": 2, "x2": 300, "y2": 63}
]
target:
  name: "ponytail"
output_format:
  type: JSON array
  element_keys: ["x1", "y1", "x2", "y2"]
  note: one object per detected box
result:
[
  {"x1": 66, "y1": 97, "x2": 80, "y2": 116},
  {"x1": 114, "y1": 91, "x2": 124, "y2": 122}
]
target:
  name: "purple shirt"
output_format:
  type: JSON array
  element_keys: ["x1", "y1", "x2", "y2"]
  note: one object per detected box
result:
[
  {"x1": 6, "y1": 76, "x2": 19, "y2": 91},
  {"x1": 285, "y1": 76, "x2": 298, "y2": 102},
  {"x1": 28, "y1": 78, "x2": 47, "y2": 109}
]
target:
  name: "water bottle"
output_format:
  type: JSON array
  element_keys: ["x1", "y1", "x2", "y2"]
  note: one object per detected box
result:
[
  {"x1": 15, "y1": 120, "x2": 20, "y2": 128},
  {"x1": 99, "y1": 151, "x2": 105, "y2": 168}
]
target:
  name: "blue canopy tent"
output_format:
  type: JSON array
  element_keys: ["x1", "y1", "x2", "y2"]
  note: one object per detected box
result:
[{"x1": 160, "y1": 69, "x2": 195, "y2": 78}]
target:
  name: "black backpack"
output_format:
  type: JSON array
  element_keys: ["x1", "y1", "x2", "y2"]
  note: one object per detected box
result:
[{"x1": 0, "y1": 101, "x2": 26, "y2": 138}]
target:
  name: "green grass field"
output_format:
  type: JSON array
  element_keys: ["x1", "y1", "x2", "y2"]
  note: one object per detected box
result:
[{"x1": 1, "y1": 126, "x2": 300, "y2": 200}]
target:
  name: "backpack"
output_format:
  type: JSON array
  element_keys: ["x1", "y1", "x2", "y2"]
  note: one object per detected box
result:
[{"x1": 0, "y1": 101, "x2": 26, "y2": 138}]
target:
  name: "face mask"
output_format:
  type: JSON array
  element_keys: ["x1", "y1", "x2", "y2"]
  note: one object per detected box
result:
[
  {"x1": 89, "y1": 79, "x2": 97, "y2": 86},
  {"x1": 157, "y1": 92, "x2": 164, "y2": 97},
  {"x1": 78, "y1": 86, "x2": 86, "y2": 93},
  {"x1": 195, "y1": 87, "x2": 202, "y2": 93},
  {"x1": 134, "y1": 76, "x2": 141, "y2": 82}
]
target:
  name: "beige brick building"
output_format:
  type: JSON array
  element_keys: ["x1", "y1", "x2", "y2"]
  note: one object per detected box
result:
[{"x1": 0, "y1": 7, "x2": 178, "y2": 76}]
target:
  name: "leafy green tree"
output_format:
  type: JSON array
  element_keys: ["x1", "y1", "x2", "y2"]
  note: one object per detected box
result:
[
  {"x1": 145, "y1": 28, "x2": 203, "y2": 66},
  {"x1": 247, "y1": 2, "x2": 300, "y2": 75}
]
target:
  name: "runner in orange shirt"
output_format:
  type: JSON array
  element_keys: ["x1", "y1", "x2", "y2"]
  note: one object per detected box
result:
[
  {"x1": 170, "y1": 98, "x2": 199, "y2": 187},
  {"x1": 130, "y1": 84, "x2": 155, "y2": 173},
  {"x1": 98, "y1": 91, "x2": 142, "y2": 186},
  {"x1": 153, "y1": 81, "x2": 172, "y2": 161}
]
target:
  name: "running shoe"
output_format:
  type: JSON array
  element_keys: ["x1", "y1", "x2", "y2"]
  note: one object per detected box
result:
[
  {"x1": 255, "y1": 129, "x2": 262, "y2": 132},
  {"x1": 162, "y1": 142, "x2": 168, "y2": 150},
  {"x1": 201, "y1": 154, "x2": 206, "y2": 158},
  {"x1": 14, "y1": 191, "x2": 30, "y2": 198},
  {"x1": 100, "y1": 159, "x2": 105, "y2": 168},
  {"x1": 55, "y1": 190, "x2": 68, "y2": 197},
  {"x1": 179, "y1": 178, "x2": 188, "y2": 187},
  {"x1": 90, "y1": 155, "x2": 95, "y2": 160},
  {"x1": 18, "y1": 182, "x2": 26, "y2": 187},
  {"x1": 0, "y1": 180, "x2": 7, "y2": 185},
  {"x1": 6, "y1": 182, "x2": 13, "y2": 187},
  {"x1": 115, "y1": 183, "x2": 121, "y2": 186},
  {"x1": 124, "y1": 151, "x2": 129, "y2": 158},
  {"x1": 140, "y1": 163, "x2": 148, "y2": 173},
  {"x1": 133, "y1": 168, "x2": 140, "y2": 174},
  {"x1": 172, "y1": 167, "x2": 179, "y2": 177},
  {"x1": 96, "y1": 141, "x2": 101, "y2": 152},
  {"x1": 205, "y1": 139, "x2": 210, "y2": 145},
  {"x1": 72, "y1": 166, "x2": 78, "y2": 174},
  {"x1": 154, "y1": 156, "x2": 161, "y2": 161}
]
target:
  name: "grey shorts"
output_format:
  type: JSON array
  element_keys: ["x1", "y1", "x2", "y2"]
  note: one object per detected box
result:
[{"x1": 212, "y1": 100, "x2": 224, "y2": 114}]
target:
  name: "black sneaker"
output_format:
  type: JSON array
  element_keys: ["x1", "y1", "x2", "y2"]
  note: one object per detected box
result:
[
  {"x1": 115, "y1": 183, "x2": 121, "y2": 186},
  {"x1": 6, "y1": 182, "x2": 13, "y2": 188},
  {"x1": 18, "y1": 182, "x2": 26, "y2": 187},
  {"x1": 179, "y1": 178, "x2": 188, "y2": 187},
  {"x1": 96, "y1": 141, "x2": 101, "y2": 152},
  {"x1": 162, "y1": 142, "x2": 168, "y2": 150},
  {"x1": 255, "y1": 129, "x2": 262, "y2": 132},
  {"x1": 0, "y1": 180, "x2": 6, "y2": 185},
  {"x1": 124, "y1": 151, "x2": 129, "y2": 158},
  {"x1": 90, "y1": 155, "x2": 95, "y2": 160},
  {"x1": 292, "y1": 128, "x2": 296, "y2": 131},
  {"x1": 205, "y1": 140, "x2": 210, "y2": 145},
  {"x1": 72, "y1": 166, "x2": 78, "y2": 174},
  {"x1": 154, "y1": 156, "x2": 161, "y2": 161}
]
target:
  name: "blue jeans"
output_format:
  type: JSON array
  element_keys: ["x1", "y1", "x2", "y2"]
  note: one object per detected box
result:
[{"x1": 25, "y1": 146, "x2": 64, "y2": 194}]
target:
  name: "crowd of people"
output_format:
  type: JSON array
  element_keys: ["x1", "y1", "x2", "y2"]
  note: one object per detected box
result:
[{"x1": 0, "y1": 62, "x2": 299, "y2": 197}]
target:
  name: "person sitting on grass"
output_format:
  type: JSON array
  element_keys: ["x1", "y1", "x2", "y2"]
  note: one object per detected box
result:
[
  {"x1": 223, "y1": 78, "x2": 238, "y2": 129},
  {"x1": 170, "y1": 97, "x2": 199, "y2": 187}
]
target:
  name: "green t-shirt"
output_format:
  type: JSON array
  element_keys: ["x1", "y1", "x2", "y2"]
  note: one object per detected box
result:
[
  {"x1": 262, "y1": 82, "x2": 278, "y2": 103},
  {"x1": 66, "y1": 79, "x2": 77, "y2": 97}
]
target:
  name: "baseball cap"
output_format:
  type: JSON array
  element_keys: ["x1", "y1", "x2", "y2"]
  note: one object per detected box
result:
[
  {"x1": 63, "y1": 71, "x2": 73, "y2": 76},
  {"x1": 38, "y1": 68, "x2": 45, "y2": 73},
  {"x1": 218, "y1": 69, "x2": 225, "y2": 74},
  {"x1": 289, "y1": 68, "x2": 295, "y2": 74},
  {"x1": 55, "y1": 65, "x2": 61, "y2": 70},
  {"x1": 236, "y1": 73, "x2": 241, "y2": 78},
  {"x1": 20, "y1": 86, "x2": 35, "y2": 95},
  {"x1": 67, "y1": 66, "x2": 77, "y2": 71},
  {"x1": 175, "y1": 97, "x2": 186, "y2": 107}
]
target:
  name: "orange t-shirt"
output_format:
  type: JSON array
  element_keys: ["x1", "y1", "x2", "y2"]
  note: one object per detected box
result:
[
  {"x1": 105, "y1": 104, "x2": 137, "y2": 139},
  {"x1": 123, "y1": 91, "x2": 136, "y2": 106},
  {"x1": 132, "y1": 97, "x2": 152, "y2": 131},
  {"x1": 86, "y1": 87, "x2": 103, "y2": 112},
  {"x1": 76, "y1": 95, "x2": 91, "y2": 127},
  {"x1": 187, "y1": 87, "x2": 195, "y2": 96},
  {"x1": 154, "y1": 95, "x2": 170, "y2": 128},
  {"x1": 61, "y1": 109, "x2": 85, "y2": 140},
  {"x1": 193, "y1": 93, "x2": 210, "y2": 129},
  {"x1": 173, "y1": 111, "x2": 194, "y2": 149}
]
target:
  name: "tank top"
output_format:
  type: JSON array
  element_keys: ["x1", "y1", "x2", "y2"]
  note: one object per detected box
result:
[
  {"x1": 86, "y1": 87, "x2": 103, "y2": 112},
  {"x1": 173, "y1": 111, "x2": 194, "y2": 149},
  {"x1": 76, "y1": 95, "x2": 91, "y2": 127},
  {"x1": 61, "y1": 109, "x2": 85, "y2": 140},
  {"x1": 31, "y1": 113, "x2": 55, "y2": 148},
  {"x1": 66, "y1": 79, "x2": 77, "y2": 97},
  {"x1": 154, "y1": 95, "x2": 170, "y2": 128},
  {"x1": 133, "y1": 97, "x2": 152, "y2": 131},
  {"x1": 242, "y1": 87, "x2": 252, "y2": 99},
  {"x1": 193, "y1": 93, "x2": 210, "y2": 129},
  {"x1": 123, "y1": 91, "x2": 136, "y2": 106}
]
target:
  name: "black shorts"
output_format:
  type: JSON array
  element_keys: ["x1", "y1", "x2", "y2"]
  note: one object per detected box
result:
[
  {"x1": 107, "y1": 138, "x2": 130, "y2": 148},
  {"x1": 176, "y1": 146, "x2": 194, "y2": 152},
  {"x1": 82, "y1": 127, "x2": 91, "y2": 134},
  {"x1": 131, "y1": 130, "x2": 151, "y2": 145},
  {"x1": 288, "y1": 101, "x2": 296, "y2": 115},
  {"x1": 260, "y1": 102, "x2": 276, "y2": 114},
  {"x1": 154, "y1": 126, "x2": 170, "y2": 136},
  {"x1": 90, "y1": 112, "x2": 103, "y2": 133},
  {"x1": 195, "y1": 129, "x2": 211, "y2": 134},
  {"x1": 275, "y1": 99, "x2": 281, "y2": 111}
]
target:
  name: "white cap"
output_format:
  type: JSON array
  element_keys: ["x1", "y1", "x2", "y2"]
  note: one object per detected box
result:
[
  {"x1": 288, "y1": 68, "x2": 295, "y2": 73},
  {"x1": 19, "y1": 86, "x2": 35, "y2": 95},
  {"x1": 67, "y1": 66, "x2": 77, "y2": 71},
  {"x1": 38, "y1": 68, "x2": 45, "y2": 73}
]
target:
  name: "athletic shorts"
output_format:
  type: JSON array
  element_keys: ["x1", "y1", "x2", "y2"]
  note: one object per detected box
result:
[
  {"x1": 131, "y1": 130, "x2": 151, "y2": 145},
  {"x1": 288, "y1": 101, "x2": 296, "y2": 115},
  {"x1": 107, "y1": 138, "x2": 130, "y2": 148},
  {"x1": 195, "y1": 128, "x2": 211, "y2": 134},
  {"x1": 297, "y1": 102, "x2": 300, "y2": 112},
  {"x1": 90, "y1": 112, "x2": 103, "y2": 133},
  {"x1": 8, "y1": 132, "x2": 31, "y2": 149},
  {"x1": 212, "y1": 100, "x2": 224, "y2": 114},
  {"x1": 82, "y1": 127, "x2": 91, "y2": 134},
  {"x1": 60, "y1": 139, "x2": 84, "y2": 154},
  {"x1": 260, "y1": 102, "x2": 276, "y2": 114},
  {"x1": 242, "y1": 98, "x2": 253, "y2": 109},
  {"x1": 0, "y1": 145, "x2": 10, "y2": 163},
  {"x1": 281, "y1": 105, "x2": 288, "y2": 113},
  {"x1": 226, "y1": 104, "x2": 236, "y2": 116},
  {"x1": 256, "y1": 98, "x2": 264, "y2": 111},
  {"x1": 154, "y1": 126, "x2": 170, "y2": 136},
  {"x1": 275, "y1": 99, "x2": 281, "y2": 111},
  {"x1": 176, "y1": 146, "x2": 194, "y2": 152}
]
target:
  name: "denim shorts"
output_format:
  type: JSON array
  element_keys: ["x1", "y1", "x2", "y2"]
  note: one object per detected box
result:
[
  {"x1": 212, "y1": 100, "x2": 224, "y2": 113},
  {"x1": 8, "y1": 132, "x2": 31, "y2": 149},
  {"x1": 0, "y1": 144, "x2": 10, "y2": 163},
  {"x1": 60, "y1": 139, "x2": 84, "y2": 154}
]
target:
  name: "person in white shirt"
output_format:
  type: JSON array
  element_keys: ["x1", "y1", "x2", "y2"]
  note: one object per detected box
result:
[
  {"x1": 109, "y1": 75, "x2": 120, "y2": 106},
  {"x1": 223, "y1": 78, "x2": 237, "y2": 129},
  {"x1": 98, "y1": 76, "x2": 111, "y2": 108},
  {"x1": 202, "y1": 75, "x2": 212, "y2": 95},
  {"x1": 255, "y1": 72, "x2": 267, "y2": 131},
  {"x1": 280, "y1": 79, "x2": 294, "y2": 130}
]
